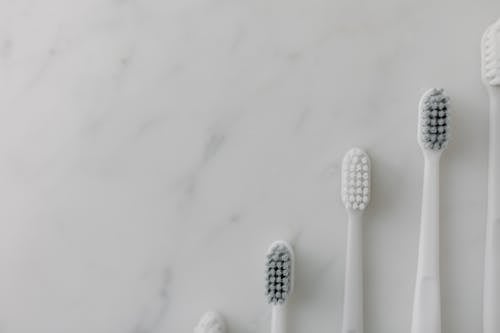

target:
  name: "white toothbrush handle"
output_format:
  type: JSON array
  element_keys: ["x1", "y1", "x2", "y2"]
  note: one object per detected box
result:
[
  {"x1": 411, "y1": 154, "x2": 441, "y2": 333},
  {"x1": 342, "y1": 211, "x2": 364, "y2": 333},
  {"x1": 271, "y1": 305, "x2": 286, "y2": 333},
  {"x1": 484, "y1": 91, "x2": 500, "y2": 333}
]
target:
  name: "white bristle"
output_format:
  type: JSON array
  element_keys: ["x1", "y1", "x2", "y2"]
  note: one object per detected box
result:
[
  {"x1": 265, "y1": 241, "x2": 294, "y2": 305},
  {"x1": 482, "y1": 19, "x2": 500, "y2": 86},
  {"x1": 418, "y1": 88, "x2": 450, "y2": 151},
  {"x1": 341, "y1": 148, "x2": 371, "y2": 211}
]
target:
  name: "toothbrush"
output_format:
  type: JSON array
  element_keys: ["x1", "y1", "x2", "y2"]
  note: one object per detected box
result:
[
  {"x1": 265, "y1": 240, "x2": 294, "y2": 333},
  {"x1": 481, "y1": 18, "x2": 500, "y2": 333},
  {"x1": 341, "y1": 148, "x2": 371, "y2": 333},
  {"x1": 411, "y1": 88, "x2": 450, "y2": 333},
  {"x1": 194, "y1": 311, "x2": 226, "y2": 333}
]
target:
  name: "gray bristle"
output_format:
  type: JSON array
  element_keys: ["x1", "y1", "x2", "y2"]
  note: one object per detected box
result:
[
  {"x1": 265, "y1": 244, "x2": 291, "y2": 305},
  {"x1": 420, "y1": 88, "x2": 449, "y2": 151}
]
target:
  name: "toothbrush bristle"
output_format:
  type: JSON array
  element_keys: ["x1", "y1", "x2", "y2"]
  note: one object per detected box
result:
[
  {"x1": 482, "y1": 19, "x2": 500, "y2": 86},
  {"x1": 341, "y1": 148, "x2": 371, "y2": 211},
  {"x1": 419, "y1": 88, "x2": 450, "y2": 151},
  {"x1": 265, "y1": 243, "x2": 292, "y2": 305}
]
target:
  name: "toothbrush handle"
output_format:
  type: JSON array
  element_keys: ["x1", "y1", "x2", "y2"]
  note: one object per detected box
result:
[
  {"x1": 342, "y1": 212, "x2": 364, "y2": 333},
  {"x1": 271, "y1": 305, "x2": 286, "y2": 333},
  {"x1": 411, "y1": 155, "x2": 441, "y2": 333},
  {"x1": 484, "y1": 92, "x2": 500, "y2": 333}
]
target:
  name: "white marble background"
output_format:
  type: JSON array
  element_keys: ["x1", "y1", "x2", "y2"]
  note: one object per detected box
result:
[{"x1": 0, "y1": 0, "x2": 498, "y2": 332}]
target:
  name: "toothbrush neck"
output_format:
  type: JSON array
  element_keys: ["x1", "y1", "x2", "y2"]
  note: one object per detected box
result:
[
  {"x1": 349, "y1": 210, "x2": 364, "y2": 218},
  {"x1": 489, "y1": 87, "x2": 500, "y2": 110},
  {"x1": 424, "y1": 151, "x2": 442, "y2": 164},
  {"x1": 489, "y1": 85, "x2": 500, "y2": 97}
]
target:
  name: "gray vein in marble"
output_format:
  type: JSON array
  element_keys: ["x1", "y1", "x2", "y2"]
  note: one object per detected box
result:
[
  {"x1": 294, "y1": 108, "x2": 312, "y2": 133},
  {"x1": 174, "y1": 131, "x2": 227, "y2": 214},
  {"x1": 307, "y1": 256, "x2": 336, "y2": 295},
  {"x1": 202, "y1": 133, "x2": 226, "y2": 164},
  {"x1": 195, "y1": 211, "x2": 245, "y2": 249},
  {"x1": 0, "y1": 39, "x2": 12, "y2": 59},
  {"x1": 161, "y1": 63, "x2": 185, "y2": 81},
  {"x1": 23, "y1": 45, "x2": 58, "y2": 92},
  {"x1": 134, "y1": 117, "x2": 165, "y2": 139},
  {"x1": 18, "y1": 22, "x2": 69, "y2": 96},
  {"x1": 228, "y1": 213, "x2": 241, "y2": 225},
  {"x1": 132, "y1": 268, "x2": 172, "y2": 333},
  {"x1": 114, "y1": 54, "x2": 134, "y2": 83},
  {"x1": 230, "y1": 27, "x2": 248, "y2": 52}
]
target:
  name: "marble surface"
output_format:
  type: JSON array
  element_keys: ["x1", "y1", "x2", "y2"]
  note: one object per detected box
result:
[{"x1": 0, "y1": 0, "x2": 498, "y2": 332}]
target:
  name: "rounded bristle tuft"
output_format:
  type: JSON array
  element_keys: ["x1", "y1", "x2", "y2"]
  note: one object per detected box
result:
[
  {"x1": 482, "y1": 19, "x2": 500, "y2": 86},
  {"x1": 341, "y1": 148, "x2": 371, "y2": 211},
  {"x1": 265, "y1": 242, "x2": 292, "y2": 305},
  {"x1": 419, "y1": 88, "x2": 450, "y2": 151}
]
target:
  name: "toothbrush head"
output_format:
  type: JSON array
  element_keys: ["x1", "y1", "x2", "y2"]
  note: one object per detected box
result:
[
  {"x1": 482, "y1": 18, "x2": 500, "y2": 86},
  {"x1": 418, "y1": 88, "x2": 450, "y2": 152},
  {"x1": 341, "y1": 148, "x2": 371, "y2": 211},
  {"x1": 194, "y1": 312, "x2": 226, "y2": 333},
  {"x1": 265, "y1": 241, "x2": 294, "y2": 305}
]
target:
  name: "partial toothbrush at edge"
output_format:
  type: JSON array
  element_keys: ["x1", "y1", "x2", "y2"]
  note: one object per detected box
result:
[
  {"x1": 194, "y1": 311, "x2": 226, "y2": 333},
  {"x1": 411, "y1": 88, "x2": 450, "y2": 333},
  {"x1": 481, "y1": 17, "x2": 500, "y2": 333},
  {"x1": 265, "y1": 240, "x2": 294, "y2": 333},
  {"x1": 341, "y1": 148, "x2": 371, "y2": 333}
]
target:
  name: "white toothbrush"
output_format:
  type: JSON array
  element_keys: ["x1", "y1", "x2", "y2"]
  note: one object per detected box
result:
[
  {"x1": 265, "y1": 240, "x2": 294, "y2": 333},
  {"x1": 411, "y1": 88, "x2": 450, "y2": 333},
  {"x1": 194, "y1": 311, "x2": 226, "y2": 333},
  {"x1": 341, "y1": 148, "x2": 371, "y2": 333},
  {"x1": 481, "y1": 18, "x2": 500, "y2": 333}
]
